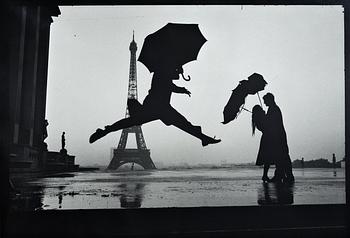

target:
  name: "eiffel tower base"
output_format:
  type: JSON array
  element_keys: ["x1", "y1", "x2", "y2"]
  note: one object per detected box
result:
[{"x1": 107, "y1": 148, "x2": 156, "y2": 170}]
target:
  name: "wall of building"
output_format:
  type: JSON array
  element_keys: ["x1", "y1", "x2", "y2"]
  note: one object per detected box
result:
[{"x1": 1, "y1": 1, "x2": 60, "y2": 173}]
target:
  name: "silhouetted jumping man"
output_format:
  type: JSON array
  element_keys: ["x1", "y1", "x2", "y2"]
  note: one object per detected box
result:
[
  {"x1": 262, "y1": 93, "x2": 294, "y2": 183},
  {"x1": 89, "y1": 65, "x2": 221, "y2": 146}
]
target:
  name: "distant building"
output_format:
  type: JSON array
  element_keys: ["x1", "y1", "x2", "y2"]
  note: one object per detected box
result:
[
  {"x1": 292, "y1": 158, "x2": 341, "y2": 168},
  {"x1": 340, "y1": 157, "x2": 346, "y2": 168},
  {"x1": 220, "y1": 163, "x2": 235, "y2": 168},
  {"x1": 341, "y1": 161, "x2": 345, "y2": 168},
  {"x1": 301, "y1": 157, "x2": 305, "y2": 168}
]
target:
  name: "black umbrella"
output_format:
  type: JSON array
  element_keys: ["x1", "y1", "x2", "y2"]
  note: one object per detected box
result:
[
  {"x1": 222, "y1": 73, "x2": 267, "y2": 124},
  {"x1": 138, "y1": 23, "x2": 207, "y2": 80}
]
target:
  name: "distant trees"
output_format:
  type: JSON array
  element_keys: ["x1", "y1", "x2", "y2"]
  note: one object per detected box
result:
[{"x1": 292, "y1": 158, "x2": 341, "y2": 168}]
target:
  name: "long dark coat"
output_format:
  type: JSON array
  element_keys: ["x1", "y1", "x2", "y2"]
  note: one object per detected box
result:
[
  {"x1": 255, "y1": 116, "x2": 275, "y2": 166},
  {"x1": 256, "y1": 104, "x2": 289, "y2": 166}
]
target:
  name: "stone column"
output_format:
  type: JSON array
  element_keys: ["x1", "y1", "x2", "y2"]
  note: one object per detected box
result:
[
  {"x1": 12, "y1": 6, "x2": 27, "y2": 145},
  {"x1": 29, "y1": 6, "x2": 41, "y2": 147},
  {"x1": 33, "y1": 8, "x2": 51, "y2": 149},
  {"x1": 18, "y1": 6, "x2": 41, "y2": 147},
  {"x1": 34, "y1": 8, "x2": 52, "y2": 169}
]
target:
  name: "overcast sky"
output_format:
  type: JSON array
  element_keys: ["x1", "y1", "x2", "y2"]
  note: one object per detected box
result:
[{"x1": 46, "y1": 5, "x2": 344, "y2": 167}]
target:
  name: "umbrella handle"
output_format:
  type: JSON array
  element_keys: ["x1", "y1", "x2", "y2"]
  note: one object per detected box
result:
[
  {"x1": 257, "y1": 92, "x2": 263, "y2": 108},
  {"x1": 181, "y1": 73, "x2": 191, "y2": 81}
]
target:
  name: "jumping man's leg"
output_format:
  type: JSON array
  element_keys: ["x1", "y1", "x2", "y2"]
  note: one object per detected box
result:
[
  {"x1": 89, "y1": 114, "x2": 156, "y2": 143},
  {"x1": 89, "y1": 118, "x2": 136, "y2": 143},
  {"x1": 160, "y1": 106, "x2": 221, "y2": 146}
]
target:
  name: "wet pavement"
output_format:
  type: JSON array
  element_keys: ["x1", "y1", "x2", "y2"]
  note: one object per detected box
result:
[{"x1": 9, "y1": 167, "x2": 345, "y2": 210}]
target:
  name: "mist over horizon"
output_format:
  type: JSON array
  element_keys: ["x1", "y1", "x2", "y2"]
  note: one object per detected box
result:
[{"x1": 46, "y1": 5, "x2": 344, "y2": 167}]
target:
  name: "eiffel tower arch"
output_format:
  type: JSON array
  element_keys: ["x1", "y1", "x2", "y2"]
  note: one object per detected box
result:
[{"x1": 107, "y1": 32, "x2": 156, "y2": 170}]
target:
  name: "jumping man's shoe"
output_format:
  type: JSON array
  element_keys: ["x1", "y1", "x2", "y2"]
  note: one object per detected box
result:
[
  {"x1": 89, "y1": 128, "x2": 108, "y2": 143},
  {"x1": 201, "y1": 136, "x2": 221, "y2": 147}
]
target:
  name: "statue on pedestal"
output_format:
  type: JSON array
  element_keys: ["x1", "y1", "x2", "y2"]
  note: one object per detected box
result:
[{"x1": 60, "y1": 132, "x2": 67, "y2": 155}]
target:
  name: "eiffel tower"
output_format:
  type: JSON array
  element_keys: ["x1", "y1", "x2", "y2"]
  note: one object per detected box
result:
[{"x1": 107, "y1": 33, "x2": 156, "y2": 170}]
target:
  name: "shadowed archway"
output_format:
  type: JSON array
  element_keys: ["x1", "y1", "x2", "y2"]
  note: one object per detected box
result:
[{"x1": 107, "y1": 149, "x2": 155, "y2": 170}]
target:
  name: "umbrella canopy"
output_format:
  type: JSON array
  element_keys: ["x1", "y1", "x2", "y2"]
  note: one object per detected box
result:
[
  {"x1": 138, "y1": 23, "x2": 207, "y2": 74},
  {"x1": 247, "y1": 73, "x2": 267, "y2": 94},
  {"x1": 222, "y1": 73, "x2": 267, "y2": 124}
]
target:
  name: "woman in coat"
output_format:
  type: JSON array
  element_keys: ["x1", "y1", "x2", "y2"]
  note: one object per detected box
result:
[{"x1": 252, "y1": 105, "x2": 273, "y2": 182}]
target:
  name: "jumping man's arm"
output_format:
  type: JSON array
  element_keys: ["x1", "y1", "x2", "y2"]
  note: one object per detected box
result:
[{"x1": 171, "y1": 83, "x2": 191, "y2": 97}]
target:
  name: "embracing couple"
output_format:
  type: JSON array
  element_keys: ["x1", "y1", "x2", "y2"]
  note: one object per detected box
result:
[{"x1": 252, "y1": 93, "x2": 295, "y2": 184}]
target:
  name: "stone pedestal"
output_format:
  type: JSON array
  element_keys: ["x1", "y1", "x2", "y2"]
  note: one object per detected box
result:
[{"x1": 44, "y1": 151, "x2": 79, "y2": 172}]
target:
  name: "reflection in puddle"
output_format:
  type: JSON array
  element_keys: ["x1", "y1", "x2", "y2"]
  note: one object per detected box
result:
[
  {"x1": 9, "y1": 175, "x2": 71, "y2": 211},
  {"x1": 257, "y1": 182, "x2": 294, "y2": 205},
  {"x1": 58, "y1": 185, "x2": 65, "y2": 209},
  {"x1": 118, "y1": 183, "x2": 145, "y2": 208},
  {"x1": 8, "y1": 168, "x2": 344, "y2": 210},
  {"x1": 9, "y1": 184, "x2": 45, "y2": 211},
  {"x1": 10, "y1": 178, "x2": 146, "y2": 210}
]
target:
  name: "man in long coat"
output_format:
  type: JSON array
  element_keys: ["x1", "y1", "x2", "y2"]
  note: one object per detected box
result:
[{"x1": 263, "y1": 93, "x2": 294, "y2": 183}]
